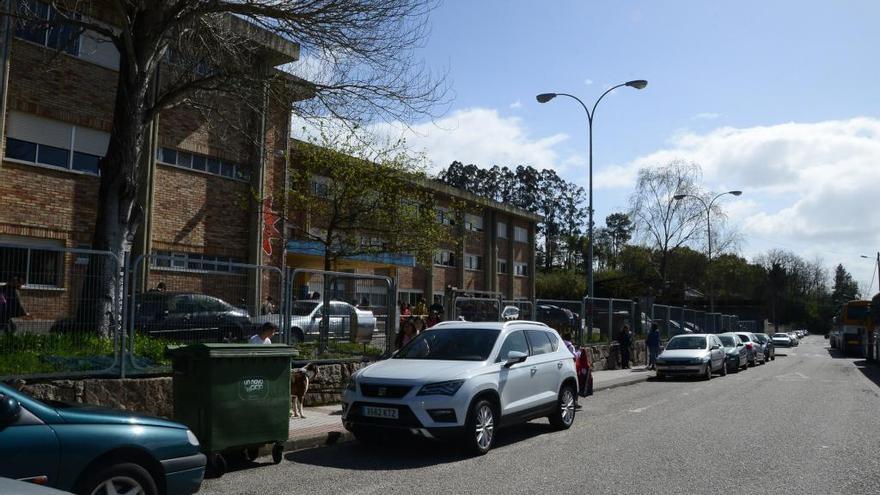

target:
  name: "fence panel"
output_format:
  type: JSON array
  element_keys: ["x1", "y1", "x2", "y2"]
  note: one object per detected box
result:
[
  {"x1": 536, "y1": 299, "x2": 583, "y2": 340},
  {"x1": 501, "y1": 299, "x2": 534, "y2": 321},
  {"x1": 1, "y1": 244, "x2": 122, "y2": 380},
  {"x1": 126, "y1": 253, "x2": 284, "y2": 374},
  {"x1": 285, "y1": 268, "x2": 395, "y2": 359},
  {"x1": 453, "y1": 296, "x2": 501, "y2": 323},
  {"x1": 611, "y1": 299, "x2": 637, "y2": 338}
]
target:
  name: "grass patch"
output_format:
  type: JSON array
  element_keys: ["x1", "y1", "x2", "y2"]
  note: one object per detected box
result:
[{"x1": 0, "y1": 333, "x2": 177, "y2": 376}]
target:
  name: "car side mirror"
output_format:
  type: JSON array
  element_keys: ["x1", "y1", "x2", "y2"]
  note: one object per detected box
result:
[
  {"x1": 504, "y1": 351, "x2": 528, "y2": 367},
  {"x1": 710, "y1": 344, "x2": 720, "y2": 350},
  {"x1": 0, "y1": 396, "x2": 22, "y2": 424}
]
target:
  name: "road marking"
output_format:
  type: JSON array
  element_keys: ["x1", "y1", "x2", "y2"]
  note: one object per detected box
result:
[
  {"x1": 775, "y1": 372, "x2": 810, "y2": 381},
  {"x1": 628, "y1": 400, "x2": 667, "y2": 413}
]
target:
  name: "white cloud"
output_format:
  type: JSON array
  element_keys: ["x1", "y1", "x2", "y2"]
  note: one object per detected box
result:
[
  {"x1": 692, "y1": 112, "x2": 722, "y2": 120},
  {"x1": 584, "y1": 79, "x2": 594, "y2": 86},
  {"x1": 509, "y1": 100, "x2": 522, "y2": 109},
  {"x1": 367, "y1": 107, "x2": 576, "y2": 174},
  {"x1": 599, "y1": 117, "x2": 880, "y2": 285}
]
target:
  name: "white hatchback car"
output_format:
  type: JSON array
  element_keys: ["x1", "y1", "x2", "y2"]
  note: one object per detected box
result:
[{"x1": 341, "y1": 321, "x2": 578, "y2": 454}]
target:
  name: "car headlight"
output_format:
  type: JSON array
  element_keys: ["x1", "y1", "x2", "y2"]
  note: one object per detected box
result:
[
  {"x1": 417, "y1": 380, "x2": 465, "y2": 396},
  {"x1": 655, "y1": 358, "x2": 666, "y2": 365},
  {"x1": 692, "y1": 357, "x2": 709, "y2": 364},
  {"x1": 345, "y1": 377, "x2": 357, "y2": 393},
  {"x1": 186, "y1": 429, "x2": 200, "y2": 447}
]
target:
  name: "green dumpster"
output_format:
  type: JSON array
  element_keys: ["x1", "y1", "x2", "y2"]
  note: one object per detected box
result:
[{"x1": 167, "y1": 344, "x2": 297, "y2": 475}]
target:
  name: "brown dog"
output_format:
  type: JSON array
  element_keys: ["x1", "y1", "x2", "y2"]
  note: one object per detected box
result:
[{"x1": 291, "y1": 363, "x2": 318, "y2": 418}]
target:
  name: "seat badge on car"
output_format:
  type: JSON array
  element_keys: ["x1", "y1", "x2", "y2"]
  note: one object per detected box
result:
[{"x1": 378, "y1": 387, "x2": 387, "y2": 396}]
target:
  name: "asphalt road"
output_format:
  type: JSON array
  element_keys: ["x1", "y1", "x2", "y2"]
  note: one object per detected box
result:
[{"x1": 201, "y1": 336, "x2": 880, "y2": 495}]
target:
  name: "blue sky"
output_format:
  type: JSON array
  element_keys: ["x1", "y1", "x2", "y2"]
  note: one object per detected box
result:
[{"x1": 317, "y1": 1, "x2": 880, "y2": 292}]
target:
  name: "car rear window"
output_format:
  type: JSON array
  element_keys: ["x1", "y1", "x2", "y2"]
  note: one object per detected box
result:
[
  {"x1": 665, "y1": 336, "x2": 707, "y2": 350},
  {"x1": 525, "y1": 330, "x2": 554, "y2": 355}
]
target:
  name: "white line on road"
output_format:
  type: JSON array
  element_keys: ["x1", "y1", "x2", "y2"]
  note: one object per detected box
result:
[{"x1": 628, "y1": 400, "x2": 667, "y2": 413}]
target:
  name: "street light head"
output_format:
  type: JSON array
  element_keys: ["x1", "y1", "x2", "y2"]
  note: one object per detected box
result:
[
  {"x1": 729, "y1": 190, "x2": 743, "y2": 196},
  {"x1": 673, "y1": 194, "x2": 687, "y2": 201},
  {"x1": 625, "y1": 80, "x2": 648, "y2": 90},
  {"x1": 536, "y1": 93, "x2": 557, "y2": 103}
]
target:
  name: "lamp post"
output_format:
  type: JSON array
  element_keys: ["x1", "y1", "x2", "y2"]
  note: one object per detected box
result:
[
  {"x1": 673, "y1": 190, "x2": 742, "y2": 315},
  {"x1": 860, "y1": 253, "x2": 880, "y2": 293},
  {"x1": 536, "y1": 80, "x2": 647, "y2": 341}
]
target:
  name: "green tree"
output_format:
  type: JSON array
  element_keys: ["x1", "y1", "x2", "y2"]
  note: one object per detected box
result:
[
  {"x1": 288, "y1": 132, "x2": 455, "y2": 271},
  {"x1": 832, "y1": 263, "x2": 860, "y2": 303}
]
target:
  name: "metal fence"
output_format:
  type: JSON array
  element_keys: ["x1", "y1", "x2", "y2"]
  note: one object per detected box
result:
[
  {"x1": 126, "y1": 253, "x2": 285, "y2": 375},
  {"x1": 583, "y1": 297, "x2": 637, "y2": 345},
  {"x1": 285, "y1": 268, "x2": 396, "y2": 359},
  {"x1": 0, "y1": 244, "x2": 124, "y2": 379},
  {"x1": 453, "y1": 296, "x2": 502, "y2": 322}
]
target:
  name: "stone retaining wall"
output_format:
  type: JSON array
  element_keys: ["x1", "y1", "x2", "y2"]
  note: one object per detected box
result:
[{"x1": 17, "y1": 361, "x2": 371, "y2": 418}]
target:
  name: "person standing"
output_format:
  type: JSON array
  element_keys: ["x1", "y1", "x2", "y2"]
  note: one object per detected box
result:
[
  {"x1": 0, "y1": 277, "x2": 29, "y2": 335},
  {"x1": 646, "y1": 322, "x2": 661, "y2": 370},
  {"x1": 618, "y1": 324, "x2": 633, "y2": 369},
  {"x1": 249, "y1": 322, "x2": 277, "y2": 344},
  {"x1": 260, "y1": 296, "x2": 277, "y2": 315},
  {"x1": 414, "y1": 297, "x2": 428, "y2": 316}
]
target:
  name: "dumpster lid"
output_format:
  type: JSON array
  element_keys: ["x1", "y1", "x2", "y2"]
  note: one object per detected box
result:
[{"x1": 166, "y1": 343, "x2": 299, "y2": 359}]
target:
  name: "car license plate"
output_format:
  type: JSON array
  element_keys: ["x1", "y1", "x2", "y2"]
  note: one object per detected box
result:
[
  {"x1": 848, "y1": 340, "x2": 859, "y2": 345},
  {"x1": 362, "y1": 406, "x2": 398, "y2": 419},
  {"x1": 669, "y1": 366, "x2": 688, "y2": 371}
]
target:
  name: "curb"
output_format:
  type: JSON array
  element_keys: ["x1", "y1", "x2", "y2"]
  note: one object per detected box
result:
[
  {"x1": 592, "y1": 374, "x2": 652, "y2": 392},
  {"x1": 259, "y1": 429, "x2": 354, "y2": 457}
]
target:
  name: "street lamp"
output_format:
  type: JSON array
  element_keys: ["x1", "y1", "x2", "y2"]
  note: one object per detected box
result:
[
  {"x1": 673, "y1": 190, "x2": 742, "y2": 314},
  {"x1": 536, "y1": 80, "x2": 647, "y2": 342},
  {"x1": 861, "y1": 253, "x2": 880, "y2": 293}
]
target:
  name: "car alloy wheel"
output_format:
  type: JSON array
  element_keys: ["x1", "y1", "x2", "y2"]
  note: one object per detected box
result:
[
  {"x1": 703, "y1": 364, "x2": 712, "y2": 381},
  {"x1": 720, "y1": 360, "x2": 728, "y2": 376},
  {"x1": 550, "y1": 385, "x2": 577, "y2": 429},
  {"x1": 90, "y1": 476, "x2": 147, "y2": 495},
  {"x1": 466, "y1": 399, "x2": 496, "y2": 455}
]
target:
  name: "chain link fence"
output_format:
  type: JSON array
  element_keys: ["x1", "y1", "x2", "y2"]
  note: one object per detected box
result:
[{"x1": 0, "y1": 244, "x2": 123, "y2": 379}]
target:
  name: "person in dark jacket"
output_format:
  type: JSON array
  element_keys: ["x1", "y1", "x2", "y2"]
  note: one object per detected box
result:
[
  {"x1": 646, "y1": 322, "x2": 661, "y2": 370},
  {"x1": 618, "y1": 324, "x2": 633, "y2": 369},
  {"x1": 0, "y1": 277, "x2": 29, "y2": 335}
]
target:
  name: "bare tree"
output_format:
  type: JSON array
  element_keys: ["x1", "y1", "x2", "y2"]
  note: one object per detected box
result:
[
  {"x1": 629, "y1": 161, "x2": 707, "y2": 294},
  {"x1": 7, "y1": 0, "x2": 446, "y2": 336}
]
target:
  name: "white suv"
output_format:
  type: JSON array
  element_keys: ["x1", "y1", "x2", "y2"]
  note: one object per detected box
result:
[{"x1": 341, "y1": 321, "x2": 578, "y2": 454}]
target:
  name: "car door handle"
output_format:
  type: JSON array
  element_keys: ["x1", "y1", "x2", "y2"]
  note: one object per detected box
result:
[{"x1": 530, "y1": 367, "x2": 538, "y2": 375}]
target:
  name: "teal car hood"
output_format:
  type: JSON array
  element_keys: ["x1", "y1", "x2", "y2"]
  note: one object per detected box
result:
[{"x1": 55, "y1": 405, "x2": 185, "y2": 429}]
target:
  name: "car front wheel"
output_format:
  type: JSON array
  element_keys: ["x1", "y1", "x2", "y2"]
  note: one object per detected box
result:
[
  {"x1": 702, "y1": 364, "x2": 712, "y2": 381},
  {"x1": 78, "y1": 462, "x2": 158, "y2": 495},
  {"x1": 465, "y1": 399, "x2": 496, "y2": 455},
  {"x1": 549, "y1": 384, "x2": 577, "y2": 430}
]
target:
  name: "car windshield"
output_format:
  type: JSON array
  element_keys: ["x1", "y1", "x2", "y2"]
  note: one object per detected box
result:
[
  {"x1": 393, "y1": 328, "x2": 501, "y2": 361},
  {"x1": 736, "y1": 334, "x2": 751, "y2": 342},
  {"x1": 292, "y1": 301, "x2": 320, "y2": 316},
  {"x1": 754, "y1": 334, "x2": 767, "y2": 343},
  {"x1": 719, "y1": 336, "x2": 736, "y2": 347},
  {"x1": 666, "y1": 336, "x2": 707, "y2": 350},
  {"x1": 773, "y1": 333, "x2": 789, "y2": 338}
]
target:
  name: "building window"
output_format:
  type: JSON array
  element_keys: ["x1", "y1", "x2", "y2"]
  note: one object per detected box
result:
[
  {"x1": 311, "y1": 176, "x2": 331, "y2": 198},
  {"x1": 151, "y1": 251, "x2": 245, "y2": 274},
  {"x1": 156, "y1": 147, "x2": 251, "y2": 182},
  {"x1": 465, "y1": 213, "x2": 484, "y2": 232},
  {"x1": 4, "y1": 111, "x2": 107, "y2": 175},
  {"x1": 0, "y1": 237, "x2": 63, "y2": 288},
  {"x1": 497, "y1": 259, "x2": 508, "y2": 274},
  {"x1": 514, "y1": 262, "x2": 529, "y2": 277},
  {"x1": 497, "y1": 221, "x2": 507, "y2": 239},
  {"x1": 436, "y1": 207, "x2": 455, "y2": 226},
  {"x1": 433, "y1": 250, "x2": 455, "y2": 267},
  {"x1": 514, "y1": 226, "x2": 528, "y2": 243},
  {"x1": 464, "y1": 253, "x2": 483, "y2": 271},
  {"x1": 15, "y1": 0, "x2": 119, "y2": 70}
]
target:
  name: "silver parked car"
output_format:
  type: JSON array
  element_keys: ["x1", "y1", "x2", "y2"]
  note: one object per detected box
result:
[
  {"x1": 655, "y1": 334, "x2": 727, "y2": 380},
  {"x1": 718, "y1": 333, "x2": 749, "y2": 373},
  {"x1": 254, "y1": 299, "x2": 377, "y2": 343},
  {"x1": 772, "y1": 332, "x2": 794, "y2": 347},
  {"x1": 735, "y1": 332, "x2": 765, "y2": 366}
]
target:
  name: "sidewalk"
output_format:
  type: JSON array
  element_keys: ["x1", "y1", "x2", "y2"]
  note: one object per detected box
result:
[{"x1": 276, "y1": 366, "x2": 654, "y2": 454}]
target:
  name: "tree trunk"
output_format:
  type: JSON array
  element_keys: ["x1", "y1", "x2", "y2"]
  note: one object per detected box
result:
[{"x1": 75, "y1": 56, "x2": 149, "y2": 338}]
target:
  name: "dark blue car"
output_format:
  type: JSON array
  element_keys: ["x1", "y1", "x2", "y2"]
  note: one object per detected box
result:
[{"x1": 0, "y1": 383, "x2": 205, "y2": 495}]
